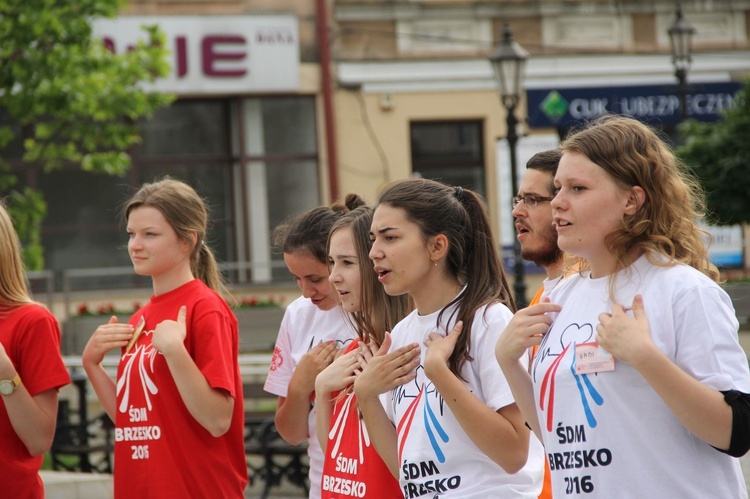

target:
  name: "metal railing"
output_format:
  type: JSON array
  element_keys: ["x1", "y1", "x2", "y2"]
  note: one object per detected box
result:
[
  {"x1": 31, "y1": 260, "x2": 293, "y2": 320},
  {"x1": 62, "y1": 353, "x2": 272, "y2": 379},
  {"x1": 27, "y1": 270, "x2": 55, "y2": 310},
  {"x1": 60, "y1": 266, "x2": 145, "y2": 320}
]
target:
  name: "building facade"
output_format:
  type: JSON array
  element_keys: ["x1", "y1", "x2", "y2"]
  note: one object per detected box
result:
[
  {"x1": 7, "y1": 0, "x2": 750, "y2": 296},
  {"x1": 331, "y1": 0, "x2": 750, "y2": 268}
]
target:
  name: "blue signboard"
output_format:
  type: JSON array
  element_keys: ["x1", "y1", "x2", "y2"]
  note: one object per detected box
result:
[{"x1": 527, "y1": 82, "x2": 741, "y2": 128}]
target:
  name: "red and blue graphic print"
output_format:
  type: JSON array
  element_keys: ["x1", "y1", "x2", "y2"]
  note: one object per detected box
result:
[
  {"x1": 396, "y1": 372, "x2": 450, "y2": 465},
  {"x1": 533, "y1": 323, "x2": 605, "y2": 432},
  {"x1": 392, "y1": 368, "x2": 464, "y2": 498}
]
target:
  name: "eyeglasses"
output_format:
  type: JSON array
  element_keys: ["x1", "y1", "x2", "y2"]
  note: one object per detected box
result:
[{"x1": 511, "y1": 194, "x2": 555, "y2": 208}]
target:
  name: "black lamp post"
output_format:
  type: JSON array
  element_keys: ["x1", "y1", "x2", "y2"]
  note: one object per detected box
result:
[
  {"x1": 668, "y1": 3, "x2": 696, "y2": 121},
  {"x1": 489, "y1": 21, "x2": 529, "y2": 308}
]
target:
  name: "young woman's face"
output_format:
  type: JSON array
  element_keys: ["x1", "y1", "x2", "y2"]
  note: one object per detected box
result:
[
  {"x1": 551, "y1": 152, "x2": 633, "y2": 274},
  {"x1": 127, "y1": 206, "x2": 191, "y2": 278},
  {"x1": 284, "y1": 250, "x2": 340, "y2": 311},
  {"x1": 369, "y1": 204, "x2": 433, "y2": 298},
  {"x1": 328, "y1": 227, "x2": 362, "y2": 314}
]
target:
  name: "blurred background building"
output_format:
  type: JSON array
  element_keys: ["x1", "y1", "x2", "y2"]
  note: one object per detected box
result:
[{"x1": 5, "y1": 0, "x2": 750, "y2": 303}]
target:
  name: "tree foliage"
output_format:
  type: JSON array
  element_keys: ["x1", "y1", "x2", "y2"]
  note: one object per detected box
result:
[
  {"x1": 5, "y1": 188, "x2": 46, "y2": 270},
  {"x1": 677, "y1": 79, "x2": 750, "y2": 225},
  {"x1": 0, "y1": 0, "x2": 174, "y2": 269},
  {"x1": 0, "y1": 0, "x2": 174, "y2": 173}
]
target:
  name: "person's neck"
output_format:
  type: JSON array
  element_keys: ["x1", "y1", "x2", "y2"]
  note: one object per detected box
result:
[
  {"x1": 411, "y1": 276, "x2": 463, "y2": 316},
  {"x1": 152, "y1": 264, "x2": 195, "y2": 296},
  {"x1": 545, "y1": 259, "x2": 565, "y2": 280},
  {"x1": 588, "y1": 250, "x2": 643, "y2": 279}
]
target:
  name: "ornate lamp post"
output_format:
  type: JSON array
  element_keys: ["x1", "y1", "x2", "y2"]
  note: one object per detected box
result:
[
  {"x1": 668, "y1": 3, "x2": 696, "y2": 121},
  {"x1": 489, "y1": 21, "x2": 529, "y2": 308}
]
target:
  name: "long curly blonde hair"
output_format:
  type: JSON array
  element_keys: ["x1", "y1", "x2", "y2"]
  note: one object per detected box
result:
[{"x1": 560, "y1": 115, "x2": 714, "y2": 281}]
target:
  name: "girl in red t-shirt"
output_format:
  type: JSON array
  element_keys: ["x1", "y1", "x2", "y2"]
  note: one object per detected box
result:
[
  {"x1": 0, "y1": 203, "x2": 71, "y2": 499},
  {"x1": 315, "y1": 201, "x2": 411, "y2": 498},
  {"x1": 82, "y1": 178, "x2": 247, "y2": 497}
]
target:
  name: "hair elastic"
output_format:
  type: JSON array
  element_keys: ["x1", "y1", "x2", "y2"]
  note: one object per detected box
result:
[{"x1": 454, "y1": 186, "x2": 464, "y2": 201}]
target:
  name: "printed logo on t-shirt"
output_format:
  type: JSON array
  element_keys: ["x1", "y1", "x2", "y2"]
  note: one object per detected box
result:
[
  {"x1": 532, "y1": 322, "x2": 614, "y2": 495},
  {"x1": 321, "y1": 392, "x2": 370, "y2": 498},
  {"x1": 394, "y1": 366, "x2": 463, "y2": 498},
  {"x1": 533, "y1": 322, "x2": 605, "y2": 432},
  {"x1": 115, "y1": 328, "x2": 163, "y2": 461},
  {"x1": 327, "y1": 392, "x2": 370, "y2": 461},
  {"x1": 270, "y1": 346, "x2": 284, "y2": 372},
  {"x1": 305, "y1": 336, "x2": 355, "y2": 352}
]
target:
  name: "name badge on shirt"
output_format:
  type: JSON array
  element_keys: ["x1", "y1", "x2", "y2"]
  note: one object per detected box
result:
[{"x1": 575, "y1": 342, "x2": 615, "y2": 374}]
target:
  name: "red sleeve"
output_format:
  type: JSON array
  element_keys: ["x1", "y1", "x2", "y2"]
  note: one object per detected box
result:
[
  {"x1": 189, "y1": 305, "x2": 238, "y2": 398},
  {"x1": 15, "y1": 306, "x2": 71, "y2": 396}
]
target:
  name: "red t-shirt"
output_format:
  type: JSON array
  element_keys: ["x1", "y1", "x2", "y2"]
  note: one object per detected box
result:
[
  {"x1": 114, "y1": 280, "x2": 247, "y2": 498},
  {"x1": 321, "y1": 339, "x2": 402, "y2": 498},
  {"x1": 0, "y1": 304, "x2": 70, "y2": 499}
]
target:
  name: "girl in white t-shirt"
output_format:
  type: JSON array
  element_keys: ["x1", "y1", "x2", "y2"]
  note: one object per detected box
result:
[
  {"x1": 353, "y1": 178, "x2": 544, "y2": 498},
  {"x1": 495, "y1": 115, "x2": 750, "y2": 498},
  {"x1": 263, "y1": 198, "x2": 359, "y2": 498}
]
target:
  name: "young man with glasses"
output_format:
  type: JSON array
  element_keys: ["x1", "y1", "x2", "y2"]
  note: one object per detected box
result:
[
  {"x1": 509, "y1": 148, "x2": 563, "y2": 499},
  {"x1": 511, "y1": 149, "x2": 564, "y2": 286}
]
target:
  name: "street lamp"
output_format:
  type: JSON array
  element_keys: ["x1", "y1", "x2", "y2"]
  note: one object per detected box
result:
[
  {"x1": 489, "y1": 20, "x2": 529, "y2": 308},
  {"x1": 668, "y1": 3, "x2": 696, "y2": 121}
]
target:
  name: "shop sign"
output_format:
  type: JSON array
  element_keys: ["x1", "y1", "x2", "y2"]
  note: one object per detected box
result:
[
  {"x1": 701, "y1": 223, "x2": 744, "y2": 268},
  {"x1": 527, "y1": 82, "x2": 741, "y2": 128},
  {"x1": 93, "y1": 15, "x2": 299, "y2": 94}
]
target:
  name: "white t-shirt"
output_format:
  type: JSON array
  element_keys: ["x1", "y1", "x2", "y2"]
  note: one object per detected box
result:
[
  {"x1": 541, "y1": 275, "x2": 563, "y2": 300},
  {"x1": 386, "y1": 300, "x2": 545, "y2": 498},
  {"x1": 264, "y1": 296, "x2": 357, "y2": 499},
  {"x1": 533, "y1": 254, "x2": 750, "y2": 498}
]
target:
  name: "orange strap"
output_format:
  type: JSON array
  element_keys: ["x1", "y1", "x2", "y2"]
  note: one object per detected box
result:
[{"x1": 527, "y1": 286, "x2": 553, "y2": 499}]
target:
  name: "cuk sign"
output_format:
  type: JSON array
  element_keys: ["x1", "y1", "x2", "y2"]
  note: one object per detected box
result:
[
  {"x1": 92, "y1": 15, "x2": 299, "y2": 94},
  {"x1": 527, "y1": 82, "x2": 741, "y2": 128}
]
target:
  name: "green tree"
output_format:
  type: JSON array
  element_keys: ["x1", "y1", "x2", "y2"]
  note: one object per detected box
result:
[
  {"x1": 677, "y1": 79, "x2": 750, "y2": 225},
  {"x1": 0, "y1": 0, "x2": 174, "y2": 269}
]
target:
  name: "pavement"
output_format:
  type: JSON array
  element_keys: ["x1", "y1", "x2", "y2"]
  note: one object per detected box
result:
[
  {"x1": 41, "y1": 454, "x2": 750, "y2": 498},
  {"x1": 40, "y1": 470, "x2": 307, "y2": 499}
]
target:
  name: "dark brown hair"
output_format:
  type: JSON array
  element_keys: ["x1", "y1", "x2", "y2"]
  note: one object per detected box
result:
[
  {"x1": 526, "y1": 149, "x2": 563, "y2": 194},
  {"x1": 376, "y1": 178, "x2": 516, "y2": 379},
  {"x1": 273, "y1": 194, "x2": 366, "y2": 263},
  {"x1": 328, "y1": 204, "x2": 411, "y2": 345}
]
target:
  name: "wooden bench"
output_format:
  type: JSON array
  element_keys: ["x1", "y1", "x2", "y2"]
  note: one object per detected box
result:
[{"x1": 243, "y1": 381, "x2": 309, "y2": 498}]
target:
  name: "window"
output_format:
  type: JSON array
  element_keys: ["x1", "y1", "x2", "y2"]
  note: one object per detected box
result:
[
  {"x1": 7, "y1": 96, "x2": 320, "y2": 290},
  {"x1": 410, "y1": 120, "x2": 485, "y2": 197},
  {"x1": 237, "y1": 97, "x2": 320, "y2": 283}
]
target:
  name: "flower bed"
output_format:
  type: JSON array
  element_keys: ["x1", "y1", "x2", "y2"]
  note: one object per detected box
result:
[{"x1": 62, "y1": 297, "x2": 287, "y2": 355}]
